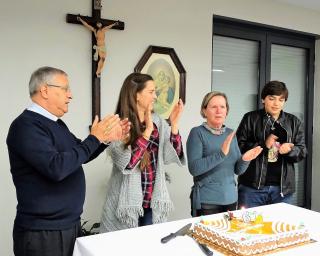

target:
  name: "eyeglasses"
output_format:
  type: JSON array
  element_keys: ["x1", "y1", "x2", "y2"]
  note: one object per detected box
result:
[{"x1": 46, "y1": 83, "x2": 71, "y2": 92}]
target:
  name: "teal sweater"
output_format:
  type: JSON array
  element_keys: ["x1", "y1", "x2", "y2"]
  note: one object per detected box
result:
[{"x1": 187, "y1": 125, "x2": 249, "y2": 208}]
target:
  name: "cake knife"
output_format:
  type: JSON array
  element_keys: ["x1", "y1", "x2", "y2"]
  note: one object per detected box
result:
[
  {"x1": 188, "y1": 234, "x2": 214, "y2": 256},
  {"x1": 160, "y1": 223, "x2": 193, "y2": 243},
  {"x1": 160, "y1": 223, "x2": 213, "y2": 256}
]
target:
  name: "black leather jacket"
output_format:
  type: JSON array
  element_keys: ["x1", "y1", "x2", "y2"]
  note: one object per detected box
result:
[{"x1": 236, "y1": 109, "x2": 307, "y2": 196}]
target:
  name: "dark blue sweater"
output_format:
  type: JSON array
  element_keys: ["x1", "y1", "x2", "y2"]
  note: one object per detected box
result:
[{"x1": 6, "y1": 110, "x2": 106, "y2": 230}]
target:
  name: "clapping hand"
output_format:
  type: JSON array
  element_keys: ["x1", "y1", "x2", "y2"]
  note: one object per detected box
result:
[
  {"x1": 169, "y1": 99, "x2": 184, "y2": 134},
  {"x1": 242, "y1": 146, "x2": 263, "y2": 161},
  {"x1": 90, "y1": 115, "x2": 131, "y2": 143},
  {"x1": 265, "y1": 134, "x2": 278, "y2": 149},
  {"x1": 118, "y1": 118, "x2": 131, "y2": 141},
  {"x1": 142, "y1": 103, "x2": 154, "y2": 139},
  {"x1": 221, "y1": 132, "x2": 235, "y2": 156},
  {"x1": 279, "y1": 143, "x2": 294, "y2": 154}
]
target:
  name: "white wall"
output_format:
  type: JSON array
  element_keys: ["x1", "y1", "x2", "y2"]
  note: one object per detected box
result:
[{"x1": 1, "y1": 0, "x2": 320, "y2": 255}]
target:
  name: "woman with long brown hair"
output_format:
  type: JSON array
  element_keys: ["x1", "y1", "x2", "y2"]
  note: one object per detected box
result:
[{"x1": 100, "y1": 73, "x2": 185, "y2": 232}]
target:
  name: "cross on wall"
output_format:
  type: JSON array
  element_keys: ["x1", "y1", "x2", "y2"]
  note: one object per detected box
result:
[{"x1": 66, "y1": 0, "x2": 125, "y2": 122}]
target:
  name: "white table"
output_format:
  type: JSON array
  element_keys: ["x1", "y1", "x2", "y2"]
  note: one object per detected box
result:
[{"x1": 73, "y1": 203, "x2": 320, "y2": 256}]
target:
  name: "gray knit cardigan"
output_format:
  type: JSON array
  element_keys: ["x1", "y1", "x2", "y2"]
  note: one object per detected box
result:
[{"x1": 99, "y1": 114, "x2": 186, "y2": 232}]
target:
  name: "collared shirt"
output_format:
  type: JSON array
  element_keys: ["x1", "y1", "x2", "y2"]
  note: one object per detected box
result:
[
  {"x1": 126, "y1": 123, "x2": 182, "y2": 208},
  {"x1": 27, "y1": 102, "x2": 58, "y2": 121}
]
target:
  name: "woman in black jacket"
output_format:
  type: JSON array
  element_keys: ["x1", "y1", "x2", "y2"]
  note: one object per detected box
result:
[{"x1": 236, "y1": 81, "x2": 307, "y2": 208}]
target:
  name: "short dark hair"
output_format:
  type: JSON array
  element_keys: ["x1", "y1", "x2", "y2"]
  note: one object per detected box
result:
[{"x1": 261, "y1": 80, "x2": 288, "y2": 101}]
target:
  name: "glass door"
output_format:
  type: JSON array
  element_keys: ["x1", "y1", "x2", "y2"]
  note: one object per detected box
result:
[
  {"x1": 212, "y1": 35, "x2": 259, "y2": 130},
  {"x1": 270, "y1": 44, "x2": 307, "y2": 206},
  {"x1": 212, "y1": 16, "x2": 315, "y2": 207}
]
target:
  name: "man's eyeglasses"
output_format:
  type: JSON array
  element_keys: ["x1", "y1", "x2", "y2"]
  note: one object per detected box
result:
[{"x1": 46, "y1": 83, "x2": 71, "y2": 92}]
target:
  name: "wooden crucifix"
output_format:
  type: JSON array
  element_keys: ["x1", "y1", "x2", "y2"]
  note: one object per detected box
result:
[{"x1": 66, "y1": 0, "x2": 124, "y2": 122}]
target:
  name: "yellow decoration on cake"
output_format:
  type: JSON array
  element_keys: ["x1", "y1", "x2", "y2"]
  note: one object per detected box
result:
[
  {"x1": 193, "y1": 210, "x2": 310, "y2": 256},
  {"x1": 254, "y1": 214, "x2": 263, "y2": 224}
]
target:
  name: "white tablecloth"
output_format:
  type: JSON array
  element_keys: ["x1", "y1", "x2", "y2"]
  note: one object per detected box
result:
[{"x1": 73, "y1": 203, "x2": 320, "y2": 256}]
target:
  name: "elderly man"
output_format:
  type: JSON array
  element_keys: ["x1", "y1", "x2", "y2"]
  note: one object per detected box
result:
[{"x1": 6, "y1": 66, "x2": 130, "y2": 256}]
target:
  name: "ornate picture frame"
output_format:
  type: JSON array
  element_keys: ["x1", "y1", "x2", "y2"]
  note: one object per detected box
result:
[{"x1": 135, "y1": 45, "x2": 186, "y2": 119}]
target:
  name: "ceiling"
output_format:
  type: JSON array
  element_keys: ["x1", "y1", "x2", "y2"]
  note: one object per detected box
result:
[{"x1": 275, "y1": 0, "x2": 320, "y2": 11}]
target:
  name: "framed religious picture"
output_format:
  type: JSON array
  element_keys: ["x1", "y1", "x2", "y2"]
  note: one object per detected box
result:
[{"x1": 135, "y1": 45, "x2": 186, "y2": 119}]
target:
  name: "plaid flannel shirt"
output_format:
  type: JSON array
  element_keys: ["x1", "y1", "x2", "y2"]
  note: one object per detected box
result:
[{"x1": 126, "y1": 123, "x2": 182, "y2": 208}]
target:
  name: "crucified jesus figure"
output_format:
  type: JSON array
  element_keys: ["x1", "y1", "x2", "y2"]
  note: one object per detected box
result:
[{"x1": 77, "y1": 16, "x2": 118, "y2": 77}]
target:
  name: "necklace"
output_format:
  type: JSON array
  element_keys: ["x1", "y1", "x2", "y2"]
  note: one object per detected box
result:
[
  {"x1": 203, "y1": 122, "x2": 226, "y2": 135},
  {"x1": 267, "y1": 116, "x2": 277, "y2": 130}
]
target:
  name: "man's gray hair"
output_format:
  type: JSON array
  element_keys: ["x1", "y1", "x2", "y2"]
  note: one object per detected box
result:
[{"x1": 29, "y1": 66, "x2": 67, "y2": 96}]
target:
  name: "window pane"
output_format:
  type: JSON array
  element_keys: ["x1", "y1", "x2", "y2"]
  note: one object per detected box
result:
[
  {"x1": 212, "y1": 36, "x2": 259, "y2": 130},
  {"x1": 271, "y1": 44, "x2": 307, "y2": 206}
]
